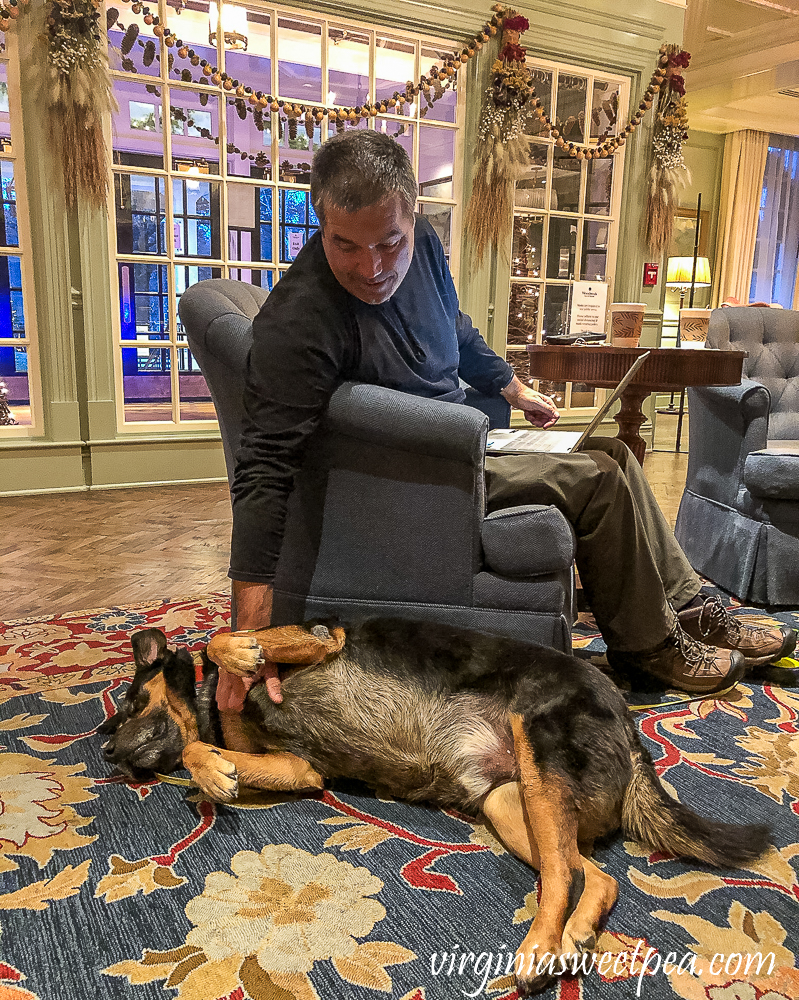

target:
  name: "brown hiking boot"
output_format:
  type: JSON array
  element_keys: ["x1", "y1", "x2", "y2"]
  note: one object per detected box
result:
[
  {"x1": 679, "y1": 596, "x2": 797, "y2": 666},
  {"x1": 607, "y1": 619, "x2": 749, "y2": 694}
]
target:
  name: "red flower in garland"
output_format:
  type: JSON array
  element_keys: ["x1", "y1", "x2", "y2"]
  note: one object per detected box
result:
[
  {"x1": 669, "y1": 73, "x2": 686, "y2": 96},
  {"x1": 669, "y1": 50, "x2": 691, "y2": 69},
  {"x1": 503, "y1": 14, "x2": 530, "y2": 33},
  {"x1": 500, "y1": 42, "x2": 527, "y2": 62}
]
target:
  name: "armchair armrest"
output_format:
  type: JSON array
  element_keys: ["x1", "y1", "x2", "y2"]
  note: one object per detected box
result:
[
  {"x1": 744, "y1": 447, "x2": 799, "y2": 500},
  {"x1": 324, "y1": 382, "x2": 488, "y2": 465},
  {"x1": 686, "y1": 379, "x2": 771, "y2": 508},
  {"x1": 481, "y1": 505, "x2": 575, "y2": 576}
]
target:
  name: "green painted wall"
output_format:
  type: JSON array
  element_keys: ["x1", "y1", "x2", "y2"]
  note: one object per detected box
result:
[{"x1": 1, "y1": 0, "x2": 683, "y2": 494}]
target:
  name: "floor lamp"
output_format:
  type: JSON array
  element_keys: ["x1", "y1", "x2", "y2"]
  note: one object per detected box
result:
[{"x1": 658, "y1": 254, "x2": 712, "y2": 449}]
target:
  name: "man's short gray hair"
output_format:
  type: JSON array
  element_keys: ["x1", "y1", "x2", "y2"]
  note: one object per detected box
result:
[{"x1": 310, "y1": 130, "x2": 417, "y2": 229}]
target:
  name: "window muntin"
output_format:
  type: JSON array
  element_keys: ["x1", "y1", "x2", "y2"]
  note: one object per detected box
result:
[
  {"x1": 109, "y1": 2, "x2": 462, "y2": 428},
  {"x1": 0, "y1": 43, "x2": 38, "y2": 435},
  {"x1": 502, "y1": 59, "x2": 628, "y2": 413}
]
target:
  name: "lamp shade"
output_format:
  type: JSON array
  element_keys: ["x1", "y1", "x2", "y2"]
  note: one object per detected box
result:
[{"x1": 666, "y1": 256, "x2": 711, "y2": 288}]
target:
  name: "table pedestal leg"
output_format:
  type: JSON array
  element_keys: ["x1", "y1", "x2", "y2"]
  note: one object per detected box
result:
[{"x1": 613, "y1": 388, "x2": 651, "y2": 464}]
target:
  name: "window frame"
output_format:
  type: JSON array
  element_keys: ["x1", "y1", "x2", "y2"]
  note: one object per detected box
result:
[
  {"x1": 0, "y1": 32, "x2": 42, "y2": 438},
  {"x1": 107, "y1": 1, "x2": 465, "y2": 432},
  {"x1": 501, "y1": 56, "x2": 629, "y2": 415}
]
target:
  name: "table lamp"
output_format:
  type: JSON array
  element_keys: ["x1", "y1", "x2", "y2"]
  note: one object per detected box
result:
[{"x1": 666, "y1": 256, "x2": 711, "y2": 310}]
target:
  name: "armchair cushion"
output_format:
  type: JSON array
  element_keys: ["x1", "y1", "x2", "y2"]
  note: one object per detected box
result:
[
  {"x1": 481, "y1": 506, "x2": 574, "y2": 576},
  {"x1": 744, "y1": 447, "x2": 799, "y2": 500}
]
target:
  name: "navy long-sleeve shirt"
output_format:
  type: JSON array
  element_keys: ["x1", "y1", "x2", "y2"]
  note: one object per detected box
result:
[{"x1": 230, "y1": 215, "x2": 513, "y2": 582}]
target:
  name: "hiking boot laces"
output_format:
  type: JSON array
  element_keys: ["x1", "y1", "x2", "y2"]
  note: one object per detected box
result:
[
  {"x1": 669, "y1": 615, "x2": 726, "y2": 678},
  {"x1": 694, "y1": 596, "x2": 743, "y2": 647}
]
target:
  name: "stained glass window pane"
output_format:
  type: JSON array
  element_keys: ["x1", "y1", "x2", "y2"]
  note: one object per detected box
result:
[
  {"x1": 0, "y1": 346, "x2": 30, "y2": 425},
  {"x1": 227, "y1": 184, "x2": 273, "y2": 263},
  {"x1": 175, "y1": 265, "x2": 222, "y2": 340},
  {"x1": 0, "y1": 254, "x2": 25, "y2": 337},
  {"x1": 172, "y1": 178, "x2": 221, "y2": 258},
  {"x1": 122, "y1": 346, "x2": 172, "y2": 422},
  {"x1": 118, "y1": 262, "x2": 169, "y2": 340},
  {"x1": 0, "y1": 63, "x2": 10, "y2": 144},
  {"x1": 115, "y1": 174, "x2": 168, "y2": 255},
  {"x1": 0, "y1": 160, "x2": 17, "y2": 247}
]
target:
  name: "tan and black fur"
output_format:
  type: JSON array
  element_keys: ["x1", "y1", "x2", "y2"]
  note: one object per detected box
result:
[{"x1": 99, "y1": 618, "x2": 770, "y2": 996}]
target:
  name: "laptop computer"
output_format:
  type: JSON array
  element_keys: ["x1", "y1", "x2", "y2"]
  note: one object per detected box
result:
[{"x1": 486, "y1": 350, "x2": 651, "y2": 455}]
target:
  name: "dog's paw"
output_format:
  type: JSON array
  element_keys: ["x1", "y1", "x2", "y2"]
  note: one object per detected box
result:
[
  {"x1": 183, "y1": 743, "x2": 239, "y2": 802},
  {"x1": 207, "y1": 634, "x2": 264, "y2": 676}
]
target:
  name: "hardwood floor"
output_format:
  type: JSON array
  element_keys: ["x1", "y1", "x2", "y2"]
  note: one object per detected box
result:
[{"x1": 1, "y1": 427, "x2": 688, "y2": 620}]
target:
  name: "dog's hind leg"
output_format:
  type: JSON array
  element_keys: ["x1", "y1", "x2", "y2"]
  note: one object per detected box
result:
[
  {"x1": 182, "y1": 742, "x2": 324, "y2": 802},
  {"x1": 483, "y1": 781, "x2": 617, "y2": 990},
  {"x1": 496, "y1": 714, "x2": 590, "y2": 995}
]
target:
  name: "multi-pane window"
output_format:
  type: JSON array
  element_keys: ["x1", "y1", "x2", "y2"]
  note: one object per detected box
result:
[
  {"x1": 750, "y1": 135, "x2": 799, "y2": 309},
  {"x1": 0, "y1": 45, "x2": 37, "y2": 434},
  {"x1": 502, "y1": 61, "x2": 628, "y2": 411},
  {"x1": 109, "y1": 2, "x2": 462, "y2": 427}
]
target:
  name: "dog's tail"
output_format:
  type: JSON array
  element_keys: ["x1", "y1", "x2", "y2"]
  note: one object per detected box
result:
[{"x1": 621, "y1": 732, "x2": 770, "y2": 868}]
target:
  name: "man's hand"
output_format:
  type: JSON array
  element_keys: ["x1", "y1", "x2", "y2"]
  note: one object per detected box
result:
[
  {"x1": 500, "y1": 375, "x2": 560, "y2": 428},
  {"x1": 217, "y1": 581, "x2": 280, "y2": 712}
]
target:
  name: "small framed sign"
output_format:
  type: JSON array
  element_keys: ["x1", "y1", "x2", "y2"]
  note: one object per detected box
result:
[{"x1": 568, "y1": 281, "x2": 609, "y2": 336}]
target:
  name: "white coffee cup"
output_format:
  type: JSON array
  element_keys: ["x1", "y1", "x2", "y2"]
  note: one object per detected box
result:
[
  {"x1": 610, "y1": 303, "x2": 646, "y2": 348},
  {"x1": 679, "y1": 308, "x2": 712, "y2": 349}
]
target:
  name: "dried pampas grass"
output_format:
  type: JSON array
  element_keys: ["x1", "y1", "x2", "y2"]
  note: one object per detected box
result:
[
  {"x1": 39, "y1": 0, "x2": 117, "y2": 209},
  {"x1": 465, "y1": 130, "x2": 529, "y2": 269}
]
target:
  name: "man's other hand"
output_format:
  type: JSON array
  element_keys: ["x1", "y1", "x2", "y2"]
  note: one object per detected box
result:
[
  {"x1": 500, "y1": 375, "x2": 560, "y2": 428},
  {"x1": 216, "y1": 659, "x2": 281, "y2": 712},
  {"x1": 218, "y1": 580, "x2": 281, "y2": 711}
]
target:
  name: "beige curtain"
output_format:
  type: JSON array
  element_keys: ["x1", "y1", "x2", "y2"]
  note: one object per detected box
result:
[{"x1": 715, "y1": 130, "x2": 769, "y2": 306}]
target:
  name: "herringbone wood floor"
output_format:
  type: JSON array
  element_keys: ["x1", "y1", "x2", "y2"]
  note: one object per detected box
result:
[{"x1": 1, "y1": 432, "x2": 688, "y2": 620}]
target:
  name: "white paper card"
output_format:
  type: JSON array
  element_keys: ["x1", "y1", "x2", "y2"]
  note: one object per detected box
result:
[
  {"x1": 288, "y1": 230, "x2": 305, "y2": 260},
  {"x1": 568, "y1": 281, "x2": 608, "y2": 336}
]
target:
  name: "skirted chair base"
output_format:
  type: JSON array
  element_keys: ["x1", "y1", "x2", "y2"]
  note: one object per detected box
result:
[{"x1": 675, "y1": 488, "x2": 799, "y2": 606}]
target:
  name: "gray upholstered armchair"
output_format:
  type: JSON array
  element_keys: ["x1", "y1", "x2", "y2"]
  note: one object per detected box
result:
[
  {"x1": 179, "y1": 278, "x2": 576, "y2": 650},
  {"x1": 675, "y1": 307, "x2": 799, "y2": 605}
]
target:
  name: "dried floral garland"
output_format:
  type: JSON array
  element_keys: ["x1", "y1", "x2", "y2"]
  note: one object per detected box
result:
[
  {"x1": 40, "y1": 0, "x2": 117, "y2": 207},
  {"x1": 0, "y1": 0, "x2": 28, "y2": 34},
  {"x1": 464, "y1": 9, "x2": 535, "y2": 265},
  {"x1": 645, "y1": 45, "x2": 691, "y2": 255},
  {"x1": 111, "y1": 0, "x2": 502, "y2": 137}
]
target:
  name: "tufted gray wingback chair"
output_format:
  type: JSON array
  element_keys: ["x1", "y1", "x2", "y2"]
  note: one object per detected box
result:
[
  {"x1": 180, "y1": 278, "x2": 577, "y2": 649},
  {"x1": 674, "y1": 307, "x2": 799, "y2": 604}
]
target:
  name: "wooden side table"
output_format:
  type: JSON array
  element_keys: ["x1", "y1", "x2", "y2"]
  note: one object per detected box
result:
[{"x1": 526, "y1": 345, "x2": 747, "y2": 464}]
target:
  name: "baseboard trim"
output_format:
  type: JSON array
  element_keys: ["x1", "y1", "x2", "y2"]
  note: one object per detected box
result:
[{"x1": 0, "y1": 477, "x2": 229, "y2": 497}]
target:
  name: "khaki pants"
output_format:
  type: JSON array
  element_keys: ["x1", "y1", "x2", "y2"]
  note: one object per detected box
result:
[{"x1": 484, "y1": 437, "x2": 700, "y2": 652}]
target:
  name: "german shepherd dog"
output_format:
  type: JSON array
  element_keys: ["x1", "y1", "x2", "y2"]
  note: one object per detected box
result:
[{"x1": 99, "y1": 618, "x2": 770, "y2": 996}]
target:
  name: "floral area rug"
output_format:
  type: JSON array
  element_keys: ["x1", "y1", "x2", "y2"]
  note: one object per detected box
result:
[{"x1": 1, "y1": 595, "x2": 798, "y2": 1000}]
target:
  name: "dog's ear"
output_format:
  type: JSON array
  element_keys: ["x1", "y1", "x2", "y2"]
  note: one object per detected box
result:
[{"x1": 131, "y1": 628, "x2": 168, "y2": 670}]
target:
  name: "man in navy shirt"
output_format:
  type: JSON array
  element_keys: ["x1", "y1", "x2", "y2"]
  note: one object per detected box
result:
[{"x1": 219, "y1": 131, "x2": 794, "y2": 711}]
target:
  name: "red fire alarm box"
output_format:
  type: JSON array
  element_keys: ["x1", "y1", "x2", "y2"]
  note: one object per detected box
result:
[{"x1": 643, "y1": 262, "x2": 659, "y2": 286}]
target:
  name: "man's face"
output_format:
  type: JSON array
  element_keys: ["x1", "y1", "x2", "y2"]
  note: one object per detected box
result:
[{"x1": 320, "y1": 194, "x2": 415, "y2": 305}]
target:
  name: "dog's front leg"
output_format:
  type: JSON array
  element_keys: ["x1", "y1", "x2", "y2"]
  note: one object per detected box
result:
[
  {"x1": 182, "y1": 741, "x2": 324, "y2": 802},
  {"x1": 504, "y1": 713, "x2": 587, "y2": 996}
]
